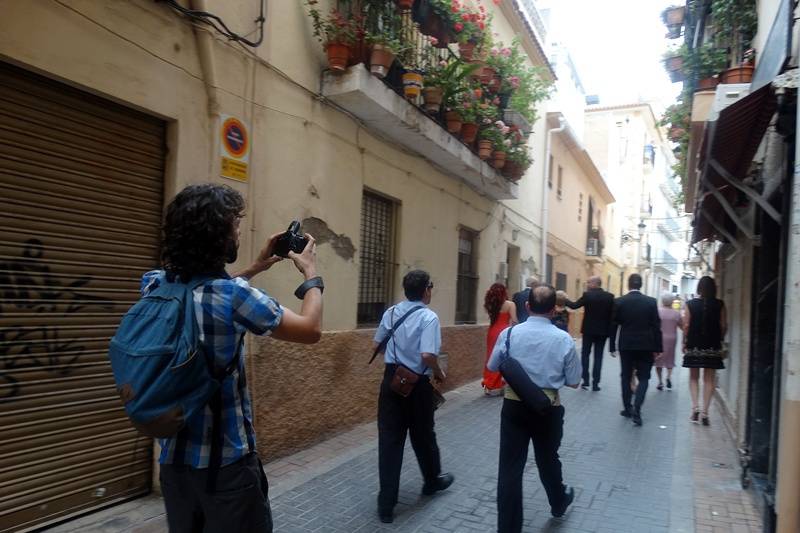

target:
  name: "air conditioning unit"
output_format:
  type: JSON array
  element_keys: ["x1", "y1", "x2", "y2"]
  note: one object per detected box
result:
[{"x1": 586, "y1": 238, "x2": 599, "y2": 256}]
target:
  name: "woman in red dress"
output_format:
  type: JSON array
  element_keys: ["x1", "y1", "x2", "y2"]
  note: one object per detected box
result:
[{"x1": 483, "y1": 283, "x2": 517, "y2": 395}]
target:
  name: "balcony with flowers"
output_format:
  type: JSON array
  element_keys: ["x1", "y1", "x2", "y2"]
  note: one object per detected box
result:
[{"x1": 305, "y1": 0, "x2": 553, "y2": 201}]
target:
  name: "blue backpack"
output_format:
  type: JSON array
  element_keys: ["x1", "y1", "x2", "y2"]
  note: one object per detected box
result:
[{"x1": 108, "y1": 276, "x2": 241, "y2": 439}]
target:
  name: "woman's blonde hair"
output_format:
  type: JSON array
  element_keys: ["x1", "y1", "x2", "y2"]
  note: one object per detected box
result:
[{"x1": 555, "y1": 290, "x2": 568, "y2": 306}]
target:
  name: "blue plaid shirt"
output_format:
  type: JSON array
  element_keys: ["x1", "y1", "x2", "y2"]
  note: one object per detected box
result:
[{"x1": 141, "y1": 270, "x2": 283, "y2": 469}]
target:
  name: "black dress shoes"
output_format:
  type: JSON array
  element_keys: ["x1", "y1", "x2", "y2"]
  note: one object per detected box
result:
[
  {"x1": 632, "y1": 411, "x2": 643, "y2": 426},
  {"x1": 551, "y1": 486, "x2": 575, "y2": 517},
  {"x1": 422, "y1": 473, "x2": 454, "y2": 495},
  {"x1": 592, "y1": 385, "x2": 601, "y2": 392},
  {"x1": 620, "y1": 408, "x2": 632, "y2": 418},
  {"x1": 378, "y1": 507, "x2": 394, "y2": 523}
]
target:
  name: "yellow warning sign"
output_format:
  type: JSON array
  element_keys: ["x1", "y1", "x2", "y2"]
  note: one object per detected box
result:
[
  {"x1": 219, "y1": 115, "x2": 250, "y2": 182},
  {"x1": 221, "y1": 157, "x2": 249, "y2": 181}
]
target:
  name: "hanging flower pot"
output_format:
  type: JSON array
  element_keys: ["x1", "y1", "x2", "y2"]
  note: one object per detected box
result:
[
  {"x1": 460, "y1": 122, "x2": 478, "y2": 144},
  {"x1": 492, "y1": 150, "x2": 507, "y2": 169},
  {"x1": 422, "y1": 86, "x2": 444, "y2": 113},
  {"x1": 720, "y1": 65, "x2": 754, "y2": 84},
  {"x1": 478, "y1": 139, "x2": 493, "y2": 160},
  {"x1": 662, "y1": 5, "x2": 686, "y2": 25},
  {"x1": 402, "y1": 70, "x2": 424, "y2": 101},
  {"x1": 512, "y1": 165, "x2": 525, "y2": 181},
  {"x1": 396, "y1": 0, "x2": 414, "y2": 10},
  {"x1": 668, "y1": 127, "x2": 685, "y2": 142},
  {"x1": 326, "y1": 43, "x2": 351, "y2": 72},
  {"x1": 445, "y1": 111, "x2": 463, "y2": 134},
  {"x1": 459, "y1": 41, "x2": 476, "y2": 61},
  {"x1": 696, "y1": 76, "x2": 719, "y2": 91},
  {"x1": 468, "y1": 61, "x2": 486, "y2": 83},
  {"x1": 370, "y1": 44, "x2": 395, "y2": 78}
]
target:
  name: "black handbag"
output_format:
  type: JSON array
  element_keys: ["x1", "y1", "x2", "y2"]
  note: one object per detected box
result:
[{"x1": 499, "y1": 326, "x2": 553, "y2": 414}]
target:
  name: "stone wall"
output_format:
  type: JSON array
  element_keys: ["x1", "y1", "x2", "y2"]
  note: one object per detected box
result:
[{"x1": 249, "y1": 324, "x2": 487, "y2": 460}]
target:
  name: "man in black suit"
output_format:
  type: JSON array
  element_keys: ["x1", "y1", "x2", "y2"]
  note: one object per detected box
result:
[
  {"x1": 566, "y1": 276, "x2": 614, "y2": 391},
  {"x1": 511, "y1": 277, "x2": 539, "y2": 324},
  {"x1": 609, "y1": 274, "x2": 662, "y2": 426}
]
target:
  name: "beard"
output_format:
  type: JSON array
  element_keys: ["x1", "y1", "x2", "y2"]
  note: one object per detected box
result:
[{"x1": 224, "y1": 237, "x2": 238, "y2": 264}]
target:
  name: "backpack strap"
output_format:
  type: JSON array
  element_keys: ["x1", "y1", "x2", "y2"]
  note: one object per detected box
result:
[
  {"x1": 206, "y1": 332, "x2": 246, "y2": 494},
  {"x1": 504, "y1": 325, "x2": 515, "y2": 358},
  {"x1": 368, "y1": 306, "x2": 424, "y2": 365}
]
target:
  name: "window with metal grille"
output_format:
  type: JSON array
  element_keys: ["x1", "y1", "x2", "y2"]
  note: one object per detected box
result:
[
  {"x1": 358, "y1": 191, "x2": 396, "y2": 326},
  {"x1": 455, "y1": 227, "x2": 478, "y2": 324}
]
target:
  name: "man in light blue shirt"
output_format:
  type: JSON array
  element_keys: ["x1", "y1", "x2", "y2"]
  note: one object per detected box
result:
[
  {"x1": 373, "y1": 270, "x2": 452, "y2": 524},
  {"x1": 488, "y1": 284, "x2": 581, "y2": 532}
]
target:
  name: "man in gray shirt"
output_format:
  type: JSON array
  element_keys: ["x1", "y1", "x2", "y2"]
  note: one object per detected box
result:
[{"x1": 488, "y1": 285, "x2": 582, "y2": 532}]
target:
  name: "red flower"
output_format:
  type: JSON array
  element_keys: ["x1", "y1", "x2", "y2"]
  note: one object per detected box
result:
[
  {"x1": 462, "y1": 13, "x2": 470, "y2": 21},
  {"x1": 454, "y1": 22, "x2": 464, "y2": 32},
  {"x1": 492, "y1": 0, "x2": 501, "y2": 4},
  {"x1": 478, "y1": 21, "x2": 485, "y2": 29}
]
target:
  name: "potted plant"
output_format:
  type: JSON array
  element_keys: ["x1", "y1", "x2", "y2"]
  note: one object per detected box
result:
[
  {"x1": 422, "y1": 57, "x2": 450, "y2": 113},
  {"x1": 305, "y1": 2, "x2": 358, "y2": 72},
  {"x1": 403, "y1": 69, "x2": 424, "y2": 101},
  {"x1": 451, "y1": 2, "x2": 488, "y2": 61},
  {"x1": 457, "y1": 99, "x2": 479, "y2": 143},
  {"x1": 662, "y1": 45, "x2": 686, "y2": 83},
  {"x1": 367, "y1": 34, "x2": 409, "y2": 78},
  {"x1": 662, "y1": 5, "x2": 686, "y2": 25},
  {"x1": 413, "y1": 0, "x2": 456, "y2": 47},
  {"x1": 444, "y1": 108, "x2": 463, "y2": 134},
  {"x1": 712, "y1": 0, "x2": 757, "y2": 83},
  {"x1": 681, "y1": 42, "x2": 727, "y2": 89}
]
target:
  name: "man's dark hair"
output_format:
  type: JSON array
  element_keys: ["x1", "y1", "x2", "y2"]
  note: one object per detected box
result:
[
  {"x1": 528, "y1": 284, "x2": 557, "y2": 314},
  {"x1": 403, "y1": 270, "x2": 431, "y2": 301},
  {"x1": 161, "y1": 184, "x2": 245, "y2": 280},
  {"x1": 628, "y1": 273, "x2": 643, "y2": 290}
]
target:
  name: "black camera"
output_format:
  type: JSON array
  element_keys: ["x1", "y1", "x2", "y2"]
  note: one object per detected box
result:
[{"x1": 274, "y1": 221, "x2": 309, "y2": 258}]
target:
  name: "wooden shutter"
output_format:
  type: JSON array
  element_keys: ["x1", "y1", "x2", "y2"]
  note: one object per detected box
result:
[{"x1": 0, "y1": 62, "x2": 165, "y2": 532}]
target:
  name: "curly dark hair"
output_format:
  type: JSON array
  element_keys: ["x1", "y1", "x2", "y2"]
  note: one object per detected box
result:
[
  {"x1": 161, "y1": 184, "x2": 245, "y2": 280},
  {"x1": 484, "y1": 283, "x2": 508, "y2": 324}
]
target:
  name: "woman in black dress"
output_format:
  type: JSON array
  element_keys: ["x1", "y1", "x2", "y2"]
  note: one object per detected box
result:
[{"x1": 682, "y1": 276, "x2": 727, "y2": 426}]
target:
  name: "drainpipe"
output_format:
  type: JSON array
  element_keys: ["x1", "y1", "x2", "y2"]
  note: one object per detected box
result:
[
  {"x1": 541, "y1": 116, "x2": 566, "y2": 281},
  {"x1": 775, "y1": 71, "x2": 800, "y2": 533},
  {"x1": 190, "y1": 0, "x2": 221, "y2": 177}
]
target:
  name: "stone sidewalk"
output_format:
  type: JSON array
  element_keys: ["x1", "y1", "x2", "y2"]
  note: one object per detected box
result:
[{"x1": 49, "y1": 356, "x2": 761, "y2": 533}]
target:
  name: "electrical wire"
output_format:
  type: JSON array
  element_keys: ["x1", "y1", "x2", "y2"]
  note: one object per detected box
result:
[{"x1": 159, "y1": 0, "x2": 265, "y2": 47}]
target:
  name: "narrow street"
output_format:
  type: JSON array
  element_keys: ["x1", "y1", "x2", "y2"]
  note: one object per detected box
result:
[{"x1": 52, "y1": 352, "x2": 761, "y2": 533}]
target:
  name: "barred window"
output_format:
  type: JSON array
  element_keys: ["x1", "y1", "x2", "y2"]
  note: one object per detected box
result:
[
  {"x1": 455, "y1": 228, "x2": 478, "y2": 324},
  {"x1": 358, "y1": 191, "x2": 396, "y2": 327}
]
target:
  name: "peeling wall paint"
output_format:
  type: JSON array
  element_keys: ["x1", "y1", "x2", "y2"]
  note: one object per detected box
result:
[{"x1": 302, "y1": 217, "x2": 356, "y2": 261}]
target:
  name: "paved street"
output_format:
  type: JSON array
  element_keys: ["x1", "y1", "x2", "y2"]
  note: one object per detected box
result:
[{"x1": 51, "y1": 350, "x2": 760, "y2": 533}]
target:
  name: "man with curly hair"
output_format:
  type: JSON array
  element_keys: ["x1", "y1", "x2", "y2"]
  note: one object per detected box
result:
[{"x1": 144, "y1": 183, "x2": 323, "y2": 533}]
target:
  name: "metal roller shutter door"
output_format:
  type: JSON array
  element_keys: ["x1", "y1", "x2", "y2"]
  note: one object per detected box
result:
[{"x1": 0, "y1": 62, "x2": 165, "y2": 532}]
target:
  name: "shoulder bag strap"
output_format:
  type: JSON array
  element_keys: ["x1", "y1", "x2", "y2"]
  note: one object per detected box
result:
[
  {"x1": 504, "y1": 324, "x2": 516, "y2": 360},
  {"x1": 368, "y1": 306, "x2": 424, "y2": 365}
]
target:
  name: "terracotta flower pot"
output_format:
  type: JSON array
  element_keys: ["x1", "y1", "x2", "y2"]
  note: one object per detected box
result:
[
  {"x1": 720, "y1": 65, "x2": 754, "y2": 84},
  {"x1": 326, "y1": 43, "x2": 351, "y2": 72},
  {"x1": 668, "y1": 127, "x2": 685, "y2": 142},
  {"x1": 422, "y1": 86, "x2": 444, "y2": 113},
  {"x1": 512, "y1": 165, "x2": 525, "y2": 181},
  {"x1": 478, "y1": 139, "x2": 493, "y2": 160},
  {"x1": 489, "y1": 74, "x2": 502, "y2": 92},
  {"x1": 492, "y1": 150, "x2": 507, "y2": 169},
  {"x1": 370, "y1": 44, "x2": 395, "y2": 78},
  {"x1": 445, "y1": 111, "x2": 463, "y2": 134},
  {"x1": 460, "y1": 122, "x2": 478, "y2": 143},
  {"x1": 696, "y1": 76, "x2": 719, "y2": 91},
  {"x1": 502, "y1": 160, "x2": 514, "y2": 177},
  {"x1": 402, "y1": 70, "x2": 424, "y2": 101},
  {"x1": 349, "y1": 35, "x2": 369, "y2": 66},
  {"x1": 396, "y1": 0, "x2": 414, "y2": 10},
  {"x1": 468, "y1": 61, "x2": 486, "y2": 83},
  {"x1": 459, "y1": 42, "x2": 476, "y2": 61}
]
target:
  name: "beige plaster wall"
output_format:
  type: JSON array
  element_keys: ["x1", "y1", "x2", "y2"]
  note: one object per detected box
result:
[{"x1": 0, "y1": 0, "x2": 551, "y2": 331}]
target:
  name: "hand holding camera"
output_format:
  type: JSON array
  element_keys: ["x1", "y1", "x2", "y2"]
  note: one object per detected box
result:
[{"x1": 273, "y1": 221, "x2": 316, "y2": 279}]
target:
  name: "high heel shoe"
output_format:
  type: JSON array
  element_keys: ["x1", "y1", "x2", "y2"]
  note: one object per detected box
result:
[{"x1": 691, "y1": 408, "x2": 700, "y2": 423}]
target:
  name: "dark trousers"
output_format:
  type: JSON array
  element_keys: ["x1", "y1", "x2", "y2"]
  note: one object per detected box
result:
[
  {"x1": 620, "y1": 350, "x2": 654, "y2": 414},
  {"x1": 497, "y1": 399, "x2": 567, "y2": 533},
  {"x1": 160, "y1": 453, "x2": 273, "y2": 533},
  {"x1": 377, "y1": 364, "x2": 442, "y2": 511},
  {"x1": 581, "y1": 335, "x2": 607, "y2": 386}
]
